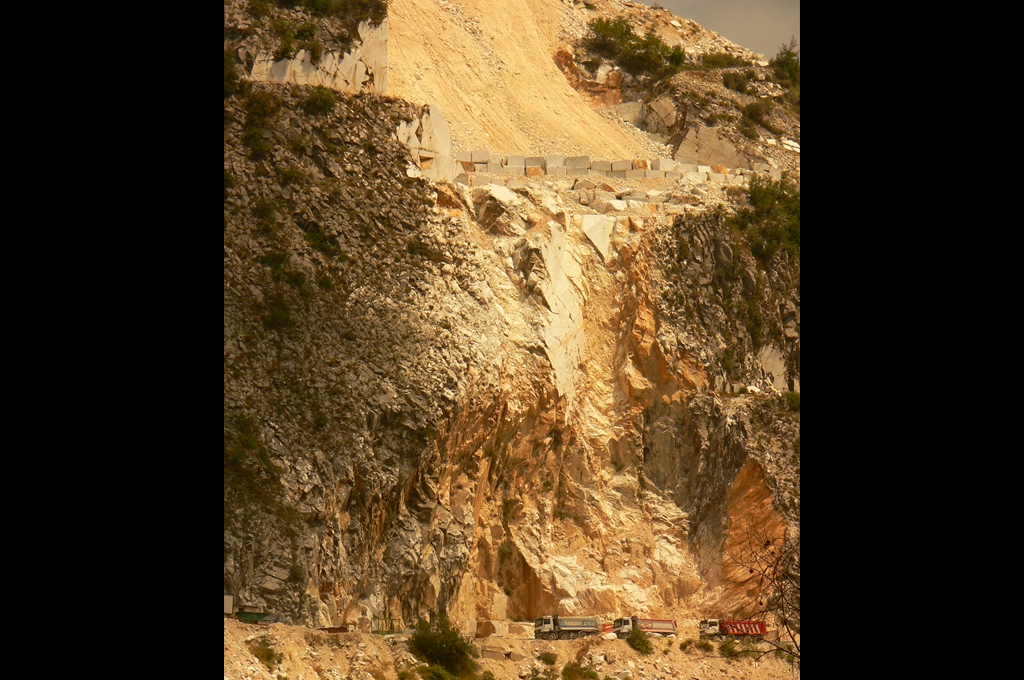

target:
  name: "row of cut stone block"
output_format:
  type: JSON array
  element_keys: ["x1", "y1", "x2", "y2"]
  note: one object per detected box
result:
[
  {"x1": 455, "y1": 169, "x2": 753, "y2": 187},
  {"x1": 452, "y1": 151, "x2": 776, "y2": 181}
]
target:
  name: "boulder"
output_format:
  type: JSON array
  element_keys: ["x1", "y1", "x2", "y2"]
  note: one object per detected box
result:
[
  {"x1": 417, "y1": 105, "x2": 456, "y2": 181},
  {"x1": 582, "y1": 215, "x2": 615, "y2": 261},
  {"x1": 672, "y1": 129, "x2": 698, "y2": 164},
  {"x1": 645, "y1": 96, "x2": 677, "y2": 134}
]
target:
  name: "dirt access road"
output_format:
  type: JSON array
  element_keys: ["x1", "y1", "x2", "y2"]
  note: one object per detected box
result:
[{"x1": 225, "y1": 618, "x2": 800, "y2": 680}]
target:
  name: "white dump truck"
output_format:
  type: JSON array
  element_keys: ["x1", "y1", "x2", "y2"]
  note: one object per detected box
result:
[
  {"x1": 534, "y1": 615, "x2": 602, "y2": 640},
  {"x1": 612, "y1": 616, "x2": 678, "y2": 638}
]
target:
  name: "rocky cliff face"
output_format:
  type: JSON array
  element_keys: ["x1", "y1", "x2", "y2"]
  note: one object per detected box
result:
[{"x1": 224, "y1": 0, "x2": 799, "y2": 637}]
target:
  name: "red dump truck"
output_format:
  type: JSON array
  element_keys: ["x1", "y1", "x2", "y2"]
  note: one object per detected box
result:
[
  {"x1": 612, "y1": 616, "x2": 678, "y2": 638},
  {"x1": 699, "y1": 619, "x2": 766, "y2": 639}
]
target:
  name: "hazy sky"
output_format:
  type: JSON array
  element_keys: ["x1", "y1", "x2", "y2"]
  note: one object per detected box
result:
[{"x1": 637, "y1": 0, "x2": 800, "y2": 60}]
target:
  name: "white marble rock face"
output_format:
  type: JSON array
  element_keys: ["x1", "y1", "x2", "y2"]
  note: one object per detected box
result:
[{"x1": 250, "y1": 18, "x2": 388, "y2": 96}]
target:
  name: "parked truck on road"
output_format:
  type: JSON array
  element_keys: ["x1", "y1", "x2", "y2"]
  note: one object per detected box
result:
[
  {"x1": 534, "y1": 615, "x2": 602, "y2": 639},
  {"x1": 699, "y1": 619, "x2": 766, "y2": 639},
  {"x1": 612, "y1": 616, "x2": 678, "y2": 638}
]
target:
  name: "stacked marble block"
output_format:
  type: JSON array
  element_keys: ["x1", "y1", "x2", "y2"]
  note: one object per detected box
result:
[
  {"x1": 455, "y1": 150, "x2": 569, "y2": 178},
  {"x1": 453, "y1": 151, "x2": 754, "y2": 186}
]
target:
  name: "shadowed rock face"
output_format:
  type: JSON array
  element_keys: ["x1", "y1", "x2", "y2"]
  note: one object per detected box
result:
[{"x1": 224, "y1": 6, "x2": 799, "y2": 634}]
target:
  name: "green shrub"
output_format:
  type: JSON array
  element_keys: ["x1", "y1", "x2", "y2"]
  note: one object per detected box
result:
[
  {"x1": 251, "y1": 198, "x2": 279, "y2": 232},
  {"x1": 224, "y1": 414, "x2": 297, "y2": 529},
  {"x1": 740, "y1": 100, "x2": 784, "y2": 135},
  {"x1": 770, "y1": 37, "x2": 800, "y2": 91},
  {"x1": 722, "y1": 71, "x2": 752, "y2": 94},
  {"x1": 706, "y1": 112, "x2": 735, "y2": 126},
  {"x1": 287, "y1": 561, "x2": 305, "y2": 583},
  {"x1": 736, "y1": 636, "x2": 760, "y2": 658},
  {"x1": 224, "y1": 169, "x2": 236, "y2": 200},
  {"x1": 481, "y1": 673, "x2": 495, "y2": 680},
  {"x1": 285, "y1": 271, "x2": 307, "y2": 289},
  {"x1": 271, "y1": 17, "x2": 293, "y2": 36},
  {"x1": 416, "y1": 666, "x2": 456, "y2": 680},
  {"x1": 243, "y1": 128, "x2": 273, "y2": 160},
  {"x1": 296, "y1": 22, "x2": 318, "y2": 40},
  {"x1": 262, "y1": 292, "x2": 293, "y2": 330},
  {"x1": 718, "y1": 638, "x2": 739, "y2": 660},
  {"x1": 745, "y1": 295, "x2": 766, "y2": 346},
  {"x1": 585, "y1": 18, "x2": 684, "y2": 82},
  {"x1": 276, "y1": 32, "x2": 296, "y2": 60},
  {"x1": 701, "y1": 52, "x2": 750, "y2": 69},
  {"x1": 313, "y1": 411, "x2": 327, "y2": 429},
  {"x1": 242, "y1": 89, "x2": 280, "y2": 161},
  {"x1": 585, "y1": 17, "x2": 634, "y2": 58},
  {"x1": 538, "y1": 652, "x2": 557, "y2": 665},
  {"x1": 626, "y1": 627, "x2": 653, "y2": 655},
  {"x1": 720, "y1": 347, "x2": 735, "y2": 376},
  {"x1": 407, "y1": 613, "x2": 479, "y2": 677},
  {"x1": 245, "y1": 90, "x2": 281, "y2": 127},
  {"x1": 249, "y1": 635, "x2": 283, "y2": 670},
  {"x1": 741, "y1": 100, "x2": 768, "y2": 128},
  {"x1": 278, "y1": 165, "x2": 305, "y2": 187},
  {"x1": 301, "y1": 0, "x2": 389, "y2": 22},
  {"x1": 620, "y1": 32, "x2": 684, "y2": 79},
  {"x1": 290, "y1": 132, "x2": 310, "y2": 155},
  {"x1": 562, "y1": 663, "x2": 599, "y2": 680},
  {"x1": 303, "y1": 0, "x2": 337, "y2": 16},
  {"x1": 292, "y1": 215, "x2": 339, "y2": 256},
  {"x1": 302, "y1": 86, "x2": 337, "y2": 116},
  {"x1": 247, "y1": 0, "x2": 273, "y2": 18},
  {"x1": 297, "y1": 39, "x2": 323, "y2": 64},
  {"x1": 727, "y1": 176, "x2": 800, "y2": 265},
  {"x1": 225, "y1": 49, "x2": 243, "y2": 98},
  {"x1": 696, "y1": 639, "x2": 714, "y2": 653},
  {"x1": 260, "y1": 249, "x2": 287, "y2": 269},
  {"x1": 785, "y1": 391, "x2": 800, "y2": 412},
  {"x1": 679, "y1": 639, "x2": 693, "y2": 652}
]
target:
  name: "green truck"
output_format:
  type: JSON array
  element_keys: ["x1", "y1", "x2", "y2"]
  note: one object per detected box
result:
[{"x1": 232, "y1": 602, "x2": 285, "y2": 625}]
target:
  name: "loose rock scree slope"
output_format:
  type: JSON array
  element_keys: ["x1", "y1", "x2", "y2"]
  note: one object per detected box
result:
[{"x1": 388, "y1": 0, "x2": 662, "y2": 157}]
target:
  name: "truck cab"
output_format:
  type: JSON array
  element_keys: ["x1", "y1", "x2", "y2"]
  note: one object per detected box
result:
[
  {"x1": 612, "y1": 616, "x2": 638, "y2": 638},
  {"x1": 699, "y1": 619, "x2": 720, "y2": 638},
  {"x1": 534, "y1": 616, "x2": 555, "y2": 639}
]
